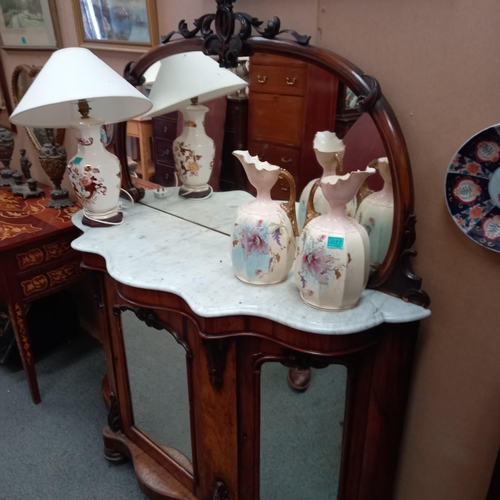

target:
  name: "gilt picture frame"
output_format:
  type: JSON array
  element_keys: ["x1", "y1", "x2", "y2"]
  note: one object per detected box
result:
[
  {"x1": 0, "y1": 54, "x2": 16, "y2": 132},
  {"x1": 0, "y1": 0, "x2": 61, "y2": 50},
  {"x1": 72, "y1": 0, "x2": 159, "y2": 52}
]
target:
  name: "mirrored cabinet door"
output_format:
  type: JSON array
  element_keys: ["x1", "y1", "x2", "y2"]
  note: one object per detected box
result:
[
  {"x1": 260, "y1": 363, "x2": 347, "y2": 500},
  {"x1": 121, "y1": 310, "x2": 193, "y2": 473}
]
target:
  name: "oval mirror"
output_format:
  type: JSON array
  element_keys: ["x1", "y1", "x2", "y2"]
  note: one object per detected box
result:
[{"x1": 12, "y1": 65, "x2": 65, "y2": 150}]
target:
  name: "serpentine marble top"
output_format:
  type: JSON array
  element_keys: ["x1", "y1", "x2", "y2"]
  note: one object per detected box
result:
[{"x1": 71, "y1": 194, "x2": 430, "y2": 335}]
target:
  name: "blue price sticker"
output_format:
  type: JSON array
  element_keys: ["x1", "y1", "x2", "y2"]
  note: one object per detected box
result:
[
  {"x1": 327, "y1": 236, "x2": 344, "y2": 250},
  {"x1": 73, "y1": 157, "x2": 83, "y2": 165},
  {"x1": 21, "y1": 37, "x2": 26, "y2": 44}
]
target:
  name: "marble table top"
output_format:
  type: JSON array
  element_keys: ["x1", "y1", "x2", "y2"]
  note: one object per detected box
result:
[{"x1": 72, "y1": 195, "x2": 430, "y2": 335}]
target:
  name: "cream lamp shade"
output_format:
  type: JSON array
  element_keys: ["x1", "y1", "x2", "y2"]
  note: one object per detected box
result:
[
  {"x1": 10, "y1": 47, "x2": 152, "y2": 127},
  {"x1": 142, "y1": 52, "x2": 248, "y2": 118}
]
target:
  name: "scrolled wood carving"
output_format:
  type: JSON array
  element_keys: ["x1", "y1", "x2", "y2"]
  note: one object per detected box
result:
[
  {"x1": 357, "y1": 74, "x2": 382, "y2": 113},
  {"x1": 108, "y1": 392, "x2": 121, "y2": 433},
  {"x1": 161, "y1": 0, "x2": 311, "y2": 67},
  {"x1": 114, "y1": 305, "x2": 192, "y2": 357},
  {"x1": 203, "y1": 338, "x2": 230, "y2": 390}
]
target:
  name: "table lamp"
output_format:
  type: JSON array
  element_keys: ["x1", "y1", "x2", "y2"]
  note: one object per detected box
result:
[
  {"x1": 10, "y1": 47, "x2": 152, "y2": 227},
  {"x1": 142, "y1": 52, "x2": 247, "y2": 199}
]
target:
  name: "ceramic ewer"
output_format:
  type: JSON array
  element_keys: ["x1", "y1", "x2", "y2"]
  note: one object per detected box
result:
[
  {"x1": 297, "y1": 131, "x2": 357, "y2": 231},
  {"x1": 356, "y1": 157, "x2": 393, "y2": 267},
  {"x1": 295, "y1": 167, "x2": 376, "y2": 310},
  {"x1": 231, "y1": 150, "x2": 299, "y2": 285}
]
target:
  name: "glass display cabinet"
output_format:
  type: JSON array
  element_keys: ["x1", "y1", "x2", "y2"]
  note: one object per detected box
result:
[{"x1": 72, "y1": 1, "x2": 431, "y2": 499}]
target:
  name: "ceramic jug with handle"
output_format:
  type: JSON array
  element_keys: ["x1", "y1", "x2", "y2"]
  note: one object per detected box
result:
[
  {"x1": 297, "y1": 131, "x2": 357, "y2": 231},
  {"x1": 295, "y1": 167, "x2": 375, "y2": 310},
  {"x1": 356, "y1": 157, "x2": 394, "y2": 267},
  {"x1": 231, "y1": 150, "x2": 299, "y2": 285}
]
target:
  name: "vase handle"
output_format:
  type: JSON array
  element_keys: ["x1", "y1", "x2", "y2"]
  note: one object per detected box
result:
[
  {"x1": 304, "y1": 179, "x2": 322, "y2": 227},
  {"x1": 278, "y1": 169, "x2": 299, "y2": 237}
]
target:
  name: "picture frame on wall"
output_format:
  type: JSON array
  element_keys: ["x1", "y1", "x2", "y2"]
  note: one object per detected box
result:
[
  {"x1": 72, "y1": 0, "x2": 159, "y2": 52},
  {"x1": 0, "y1": 55, "x2": 16, "y2": 132},
  {"x1": 0, "y1": 0, "x2": 61, "y2": 50}
]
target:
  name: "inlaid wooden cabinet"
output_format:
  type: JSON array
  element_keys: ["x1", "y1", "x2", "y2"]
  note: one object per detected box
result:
[{"x1": 247, "y1": 54, "x2": 339, "y2": 197}]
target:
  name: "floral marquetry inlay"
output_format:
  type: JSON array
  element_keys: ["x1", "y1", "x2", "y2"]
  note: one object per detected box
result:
[
  {"x1": 47, "y1": 264, "x2": 78, "y2": 286},
  {"x1": 14, "y1": 304, "x2": 31, "y2": 365},
  {"x1": 44, "y1": 241, "x2": 71, "y2": 260},
  {"x1": 0, "y1": 222, "x2": 42, "y2": 241},
  {"x1": 21, "y1": 275, "x2": 49, "y2": 296},
  {"x1": 16, "y1": 248, "x2": 44, "y2": 270}
]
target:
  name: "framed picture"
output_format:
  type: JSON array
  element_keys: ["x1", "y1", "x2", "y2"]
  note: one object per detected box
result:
[
  {"x1": 72, "y1": 0, "x2": 159, "y2": 52},
  {"x1": 0, "y1": 0, "x2": 61, "y2": 50},
  {"x1": 0, "y1": 55, "x2": 16, "y2": 132}
]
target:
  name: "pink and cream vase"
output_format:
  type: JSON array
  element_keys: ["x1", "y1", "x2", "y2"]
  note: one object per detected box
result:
[
  {"x1": 356, "y1": 158, "x2": 394, "y2": 267},
  {"x1": 231, "y1": 150, "x2": 299, "y2": 285},
  {"x1": 298, "y1": 131, "x2": 357, "y2": 231},
  {"x1": 295, "y1": 167, "x2": 375, "y2": 310}
]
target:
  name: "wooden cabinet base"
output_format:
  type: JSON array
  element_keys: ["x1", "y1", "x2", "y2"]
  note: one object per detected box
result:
[{"x1": 103, "y1": 426, "x2": 196, "y2": 500}]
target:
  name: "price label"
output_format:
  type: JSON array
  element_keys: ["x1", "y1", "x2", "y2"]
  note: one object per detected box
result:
[{"x1": 327, "y1": 236, "x2": 344, "y2": 250}]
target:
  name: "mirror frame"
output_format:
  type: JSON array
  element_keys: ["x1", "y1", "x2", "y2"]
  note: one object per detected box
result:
[
  {"x1": 115, "y1": 2, "x2": 429, "y2": 308},
  {"x1": 11, "y1": 65, "x2": 65, "y2": 150}
]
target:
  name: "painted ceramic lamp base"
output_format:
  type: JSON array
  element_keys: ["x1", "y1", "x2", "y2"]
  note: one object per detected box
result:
[
  {"x1": 66, "y1": 118, "x2": 123, "y2": 228},
  {"x1": 174, "y1": 103, "x2": 214, "y2": 200}
]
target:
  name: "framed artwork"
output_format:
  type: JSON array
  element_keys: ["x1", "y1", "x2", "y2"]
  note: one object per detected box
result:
[
  {"x1": 0, "y1": 55, "x2": 16, "y2": 132},
  {"x1": 72, "y1": 0, "x2": 159, "y2": 52},
  {"x1": 0, "y1": 0, "x2": 61, "y2": 50}
]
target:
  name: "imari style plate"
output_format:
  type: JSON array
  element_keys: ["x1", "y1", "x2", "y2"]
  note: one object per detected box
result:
[{"x1": 446, "y1": 124, "x2": 500, "y2": 252}]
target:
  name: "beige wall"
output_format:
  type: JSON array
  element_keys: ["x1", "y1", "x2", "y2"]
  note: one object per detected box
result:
[{"x1": 2, "y1": 1, "x2": 499, "y2": 499}]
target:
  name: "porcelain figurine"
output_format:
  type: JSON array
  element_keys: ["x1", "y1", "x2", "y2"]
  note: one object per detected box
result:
[
  {"x1": 297, "y1": 131, "x2": 357, "y2": 231},
  {"x1": 231, "y1": 150, "x2": 299, "y2": 285},
  {"x1": 356, "y1": 158, "x2": 393, "y2": 267},
  {"x1": 295, "y1": 167, "x2": 375, "y2": 310}
]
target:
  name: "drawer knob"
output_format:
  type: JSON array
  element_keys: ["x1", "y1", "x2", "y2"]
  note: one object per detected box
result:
[
  {"x1": 163, "y1": 126, "x2": 168, "y2": 133},
  {"x1": 280, "y1": 182, "x2": 290, "y2": 192},
  {"x1": 163, "y1": 149, "x2": 170, "y2": 156},
  {"x1": 257, "y1": 75, "x2": 268, "y2": 84},
  {"x1": 281, "y1": 157, "x2": 292, "y2": 163},
  {"x1": 286, "y1": 77, "x2": 298, "y2": 86}
]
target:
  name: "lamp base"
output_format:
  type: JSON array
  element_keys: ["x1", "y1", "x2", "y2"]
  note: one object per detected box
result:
[
  {"x1": 82, "y1": 211, "x2": 123, "y2": 228},
  {"x1": 179, "y1": 184, "x2": 213, "y2": 200},
  {"x1": 47, "y1": 188, "x2": 76, "y2": 209}
]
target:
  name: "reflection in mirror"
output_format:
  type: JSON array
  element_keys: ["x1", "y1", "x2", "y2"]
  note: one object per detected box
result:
[
  {"x1": 11, "y1": 65, "x2": 65, "y2": 150},
  {"x1": 260, "y1": 363, "x2": 347, "y2": 500},
  {"x1": 137, "y1": 54, "x2": 393, "y2": 266},
  {"x1": 121, "y1": 310, "x2": 192, "y2": 472}
]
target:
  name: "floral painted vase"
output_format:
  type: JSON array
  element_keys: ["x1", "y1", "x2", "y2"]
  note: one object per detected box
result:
[
  {"x1": 174, "y1": 101, "x2": 214, "y2": 199},
  {"x1": 356, "y1": 158, "x2": 394, "y2": 267},
  {"x1": 231, "y1": 150, "x2": 299, "y2": 285},
  {"x1": 295, "y1": 167, "x2": 375, "y2": 310},
  {"x1": 66, "y1": 117, "x2": 122, "y2": 222},
  {"x1": 297, "y1": 131, "x2": 357, "y2": 231}
]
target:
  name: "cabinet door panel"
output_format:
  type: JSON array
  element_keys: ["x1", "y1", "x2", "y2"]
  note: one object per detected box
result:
[{"x1": 249, "y1": 93, "x2": 304, "y2": 146}]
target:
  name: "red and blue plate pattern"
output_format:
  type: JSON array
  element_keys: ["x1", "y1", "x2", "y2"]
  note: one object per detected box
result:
[{"x1": 446, "y1": 125, "x2": 500, "y2": 252}]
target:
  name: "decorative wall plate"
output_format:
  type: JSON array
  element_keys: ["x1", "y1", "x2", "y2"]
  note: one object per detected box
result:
[{"x1": 446, "y1": 124, "x2": 500, "y2": 252}]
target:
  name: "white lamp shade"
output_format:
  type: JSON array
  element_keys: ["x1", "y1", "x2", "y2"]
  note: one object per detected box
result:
[
  {"x1": 10, "y1": 47, "x2": 152, "y2": 127},
  {"x1": 142, "y1": 52, "x2": 248, "y2": 118}
]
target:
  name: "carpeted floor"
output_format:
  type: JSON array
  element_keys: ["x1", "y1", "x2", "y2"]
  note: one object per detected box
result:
[
  {"x1": 1, "y1": 317, "x2": 346, "y2": 500},
  {"x1": 0, "y1": 333, "x2": 146, "y2": 500}
]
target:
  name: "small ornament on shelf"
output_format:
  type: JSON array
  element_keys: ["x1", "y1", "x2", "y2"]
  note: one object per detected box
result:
[
  {"x1": 38, "y1": 129, "x2": 75, "y2": 209},
  {"x1": 11, "y1": 149, "x2": 44, "y2": 199}
]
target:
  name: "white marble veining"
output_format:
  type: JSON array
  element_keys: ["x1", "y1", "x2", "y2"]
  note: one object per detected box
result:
[
  {"x1": 72, "y1": 202, "x2": 430, "y2": 335},
  {"x1": 141, "y1": 188, "x2": 254, "y2": 235}
]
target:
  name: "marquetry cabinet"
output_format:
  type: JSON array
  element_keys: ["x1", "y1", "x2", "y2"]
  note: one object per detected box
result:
[{"x1": 247, "y1": 53, "x2": 339, "y2": 197}]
